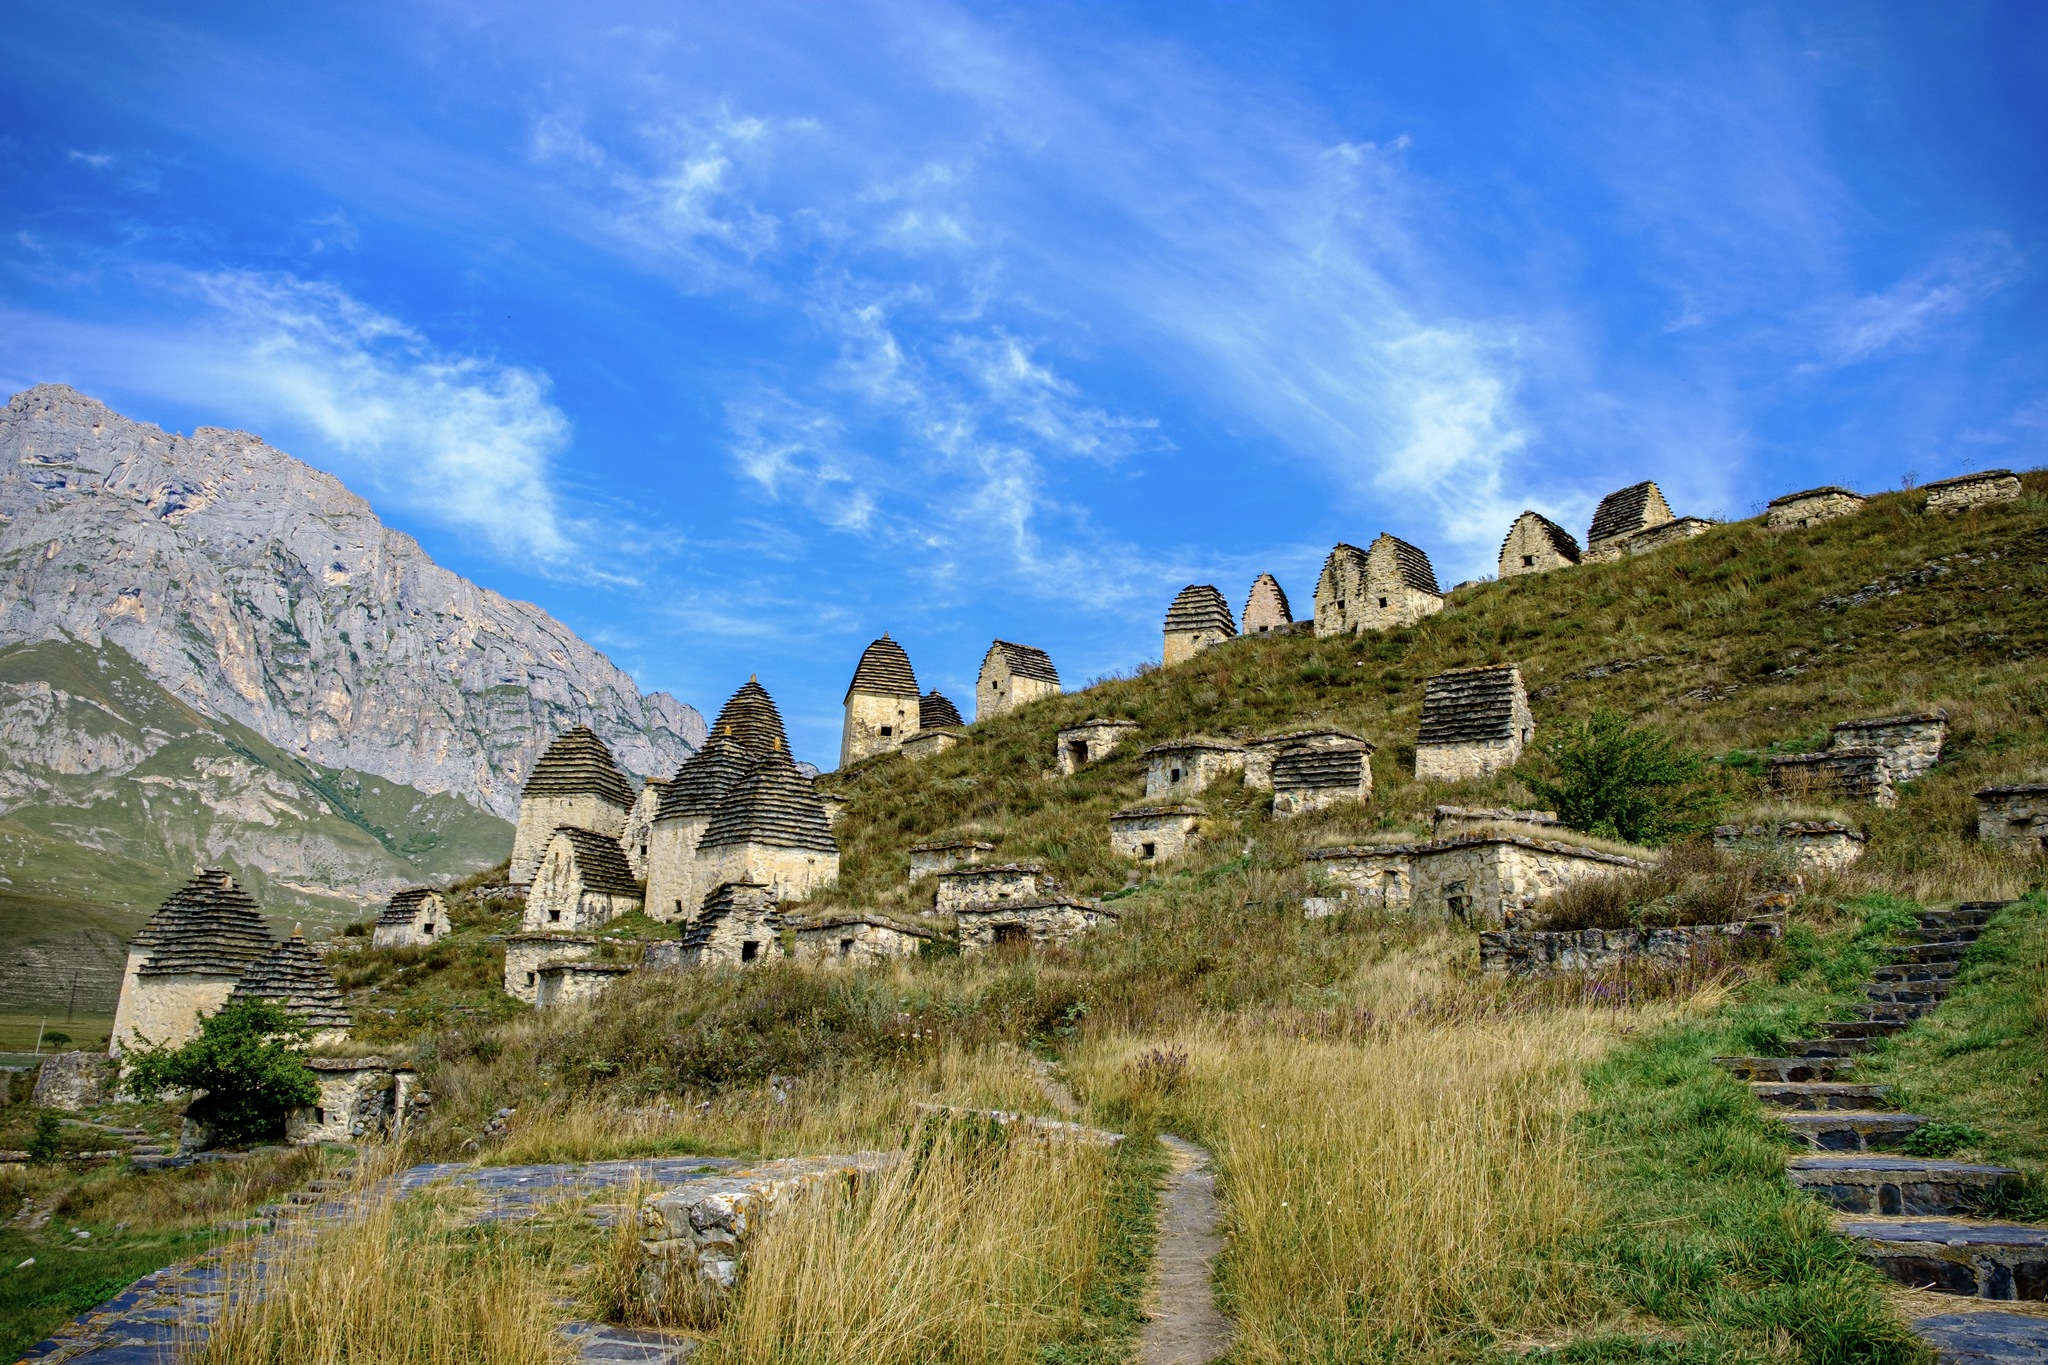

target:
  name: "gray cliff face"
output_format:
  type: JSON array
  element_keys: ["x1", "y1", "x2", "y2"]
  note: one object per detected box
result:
[{"x1": 0, "y1": 385, "x2": 704, "y2": 817}]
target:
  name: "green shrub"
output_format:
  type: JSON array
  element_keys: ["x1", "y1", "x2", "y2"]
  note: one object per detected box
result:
[
  {"x1": 121, "y1": 999, "x2": 320, "y2": 1146},
  {"x1": 1518, "y1": 711, "x2": 1720, "y2": 845}
]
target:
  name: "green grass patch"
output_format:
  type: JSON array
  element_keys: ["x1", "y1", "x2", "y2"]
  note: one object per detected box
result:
[{"x1": 0, "y1": 1224, "x2": 216, "y2": 1360}]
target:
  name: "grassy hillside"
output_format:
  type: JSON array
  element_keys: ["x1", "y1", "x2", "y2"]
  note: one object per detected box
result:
[{"x1": 0, "y1": 638, "x2": 511, "y2": 1021}]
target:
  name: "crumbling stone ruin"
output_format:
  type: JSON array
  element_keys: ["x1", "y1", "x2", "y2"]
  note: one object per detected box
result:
[
  {"x1": 1479, "y1": 916, "x2": 1784, "y2": 976},
  {"x1": 977, "y1": 640, "x2": 1061, "y2": 721},
  {"x1": 1243, "y1": 729, "x2": 1370, "y2": 789},
  {"x1": 1767, "y1": 749, "x2": 1896, "y2": 808},
  {"x1": 372, "y1": 887, "x2": 447, "y2": 949},
  {"x1": 681, "y1": 880, "x2": 783, "y2": 967},
  {"x1": 956, "y1": 899, "x2": 1118, "y2": 953},
  {"x1": 1498, "y1": 511, "x2": 1581, "y2": 578},
  {"x1": 935, "y1": 862, "x2": 1055, "y2": 914},
  {"x1": 1270, "y1": 742, "x2": 1374, "y2": 818},
  {"x1": 1163, "y1": 584, "x2": 1238, "y2": 665},
  {"x1": 841, "y1": 634, "x2": 922, "y2": 766},
  {"x1": 1432, "y1": 805, "x2": 1561, "y2": 837},
  {"x1": 640, "y1": 1153, "x2": 902, "y2": 1293},
  {"x1": 524, "y1": 826, "x2": 646, "y2": 931},
  {"x1": 1831, "y1": 711, "x2": 1947, "y2": 782},
  {"x1": 111, "y1": 869, "x2": 292, "y2": 1055},
  {"x1": 1144, "y1": 738, "x2": 1245, "y2": 798},
  {"x1": 1973, "y1": 784, "x2": 2048, "y2": 854},
  {"x1": 920, "y1": 690, "x2": 963, "y2": 729},
  {"x1": 645, "y1": 679, "x2": 838, "y2": 924},
  {"x1": 1057, "y1": 718, "x2": 1139, "y2": 774},
  {"x1": 509, "y1": 726, "x2": 636, "y2": 886},
  {"x1": 1242, "y1": 573, "x2": 1294, "y2": 634},
  {"x1": 32, "y1": 1051, "x2": 112, "y2": 1111},
  {"x1": 503, "y1": 932, "x2": 598, "y2": 1003},
  {"x1": 908, "y1": 838, "x2": 995, "y2": 879},
  {"x1": 536, "y1": 960, "x2": 634, "y2": 1009},
  {"x1": 1415, "y1": 665, "x2": 1532, "y2": 782},
  {"x1": 900, "y1": 729, "x2": 962, "y2": 761},
  {"x1": 286, "y1": 1057, "x2": 420, "y2": 1145},
  {"x1": 229, "y1": 929, "x2": 352, "y2": 1045},
  {"x1": 622, "y1": 778, "x2": 668, "y2": 879},
  {"x1": 1307, "y1": 833, "x2": 1645, "y2": 928},
  {"x1": 793, "y1": 913, "x2": 933, "y2": 965},
  {"x1": 816, "y1": 791, "x2": 850, "y2": 828},
  {"x1": 1923, "y1": 469, "x2": 2022, "y2": 513},
  {"x1": 1583, "y1": 481, "x2": 1715, "y2": 562},
  {"x1": 1110, "y1": 804, "x2": 1201, "y2": 862},
  {"x1": 1714, "y1": 820, "x2": 1867, "y2": 874},
  {"x1": 1313, "y1": 534, "x2": 1443, "y2": 635},
  {"x1": 1767, "y1": 486, "x2": 1865, "y2": 530}
]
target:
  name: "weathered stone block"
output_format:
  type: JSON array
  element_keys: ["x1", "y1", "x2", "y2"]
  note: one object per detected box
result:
[
  {"x1": 792, "y1": 914, "x2": 932, "y2": 965},
  {"x1": 31, "y1": 1051, "x2": 111, "y2": 1111},
  {"x1": 1767, "y1": 486, "x2": 1865, "y2": 530},
  {"x1": 1110, "y1": 805, "x2": 1201, "y2": 862},
  {"x1": 1923, "y1": 470, "x2": 2022, "y2": 514},
  {"x1": 286, "y1": 1057, "x2": 418, "y2": 1145},
  {"x1": 907, "y1": 839, "x2": 995, "y2": 879},
  {"x1": 1477, "y1": 916, "x2": 1784, "y2": 976},
  {"x1": 1055, "y1": 719, "x2": 1139, "y2": 775},
  {"x1": 1143, "y1": 739, "x2": 1244, "y2": 798},
  {"x1": 639, "y1": 1153, "x2": 900, "y2": 1295},
  {"x1": 1830, "y1": 710, "x2": 1946, "y2": 783},
  {"x1": 1767, "y1": 748, "x2": 1896, "y2": 807},
  {"x1": 1975, "y1": 784, "x2": 2048, "y2": 854},
  {"x1": 621, "y1": 780, "x2": 667, "y2": 880},
  {"x1": 899, "y1": 728, "x2": 962, "y2": 761},
  {"x1": 1308, "y1": 834, "x2": 1646, "y2": 929},
  {"x1": 955, "y1": 900, "x2": 1118, "y2": 953},
  {"x1": 935, "y1": 863, "x2": 1054, "y2": 914},
  {"x1": 503, "y1": 933, "x2": 599, "y2": 1004}
]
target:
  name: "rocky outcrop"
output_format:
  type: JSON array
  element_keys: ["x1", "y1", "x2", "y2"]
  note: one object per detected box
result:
[{"x1": 0, "y1": 385, "x2": 704, "y2": 818}]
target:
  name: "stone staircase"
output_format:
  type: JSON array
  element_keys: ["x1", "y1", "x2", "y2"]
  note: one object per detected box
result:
[{"x1": 1720, "y1": 901, "x2": 2048, "y2": 1357}]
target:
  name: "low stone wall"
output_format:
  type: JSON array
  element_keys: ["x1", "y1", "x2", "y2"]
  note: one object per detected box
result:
[
  {"x1": 503, "y1": 933, "x2": 599, "y2": 1004},
  {"x1": 1975, "y1": 784, "x2": 2048, "y2": 853},
  {"x1": 31, "y1": 1052, "x2": 111, "y2": 1111},
  {"x1": 1830, "y1": 711, "x2": 1946, "y2": 784},
  {"x1": 1144, "y1": 741, "x2": 1244, "y2": 799},
  {"x1": 1479, "y1": 915, "x2": 1785, "y2": 976},
  {"x1": 908, "y1": 840, "x2": 994, "y2": 879},
  {"x1": 955, "y1": 900, "x2": 1117, "y2": 953},
  {"x1": 1767, "y1": 487, "x2": 1865, "y2": 530},
  {"x1": 1767, "y1": 748, "x2": 1896, "y2": 807},
  {"x1": 1713, "y1": 821, "x2": 1867, "y2": 873},
  {"x1": 935, "y1": 863, "x2": 1052, "y2": 914},
  {"x1": 282, "y1": 1058, "x2": 419, "y2": 1145},
  {"x1": 1923, "y1": 470, "x2": 2021, "y2": 513},
  {"x1": 536, "y1": 961, "x2": 634, "y2": 1009}
]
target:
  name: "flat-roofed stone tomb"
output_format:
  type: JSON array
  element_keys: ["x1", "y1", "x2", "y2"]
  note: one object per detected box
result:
[
  {"x1": 1162, "y1": 584, "x2": 1238, "y2": 665},
  {"x1": 1766, "y1": 486, "x2": 1865, "y2": 530}
]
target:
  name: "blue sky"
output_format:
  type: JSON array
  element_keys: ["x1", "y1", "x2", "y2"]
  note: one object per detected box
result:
[{"x1": 3, "y1": 2, "x2": 2043, "y2": 771}]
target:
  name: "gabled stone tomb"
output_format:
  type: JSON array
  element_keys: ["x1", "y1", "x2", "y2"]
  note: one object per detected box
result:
[
  {"x1": 682, "y1": 880, "x2": 783, "y2": 967},
  {"x1": 372, "y1": 887, "x2": 448, "y2": 949},
  {"x1": 1271, "y1": 742, "x2": 1374, "y2": 818},
  {"x1": 503, "y1": 933, "x2": 599, "y2": 1004},
  {"x1": 1498, "y1": 511, "x2": 1581, "y2": 578},
  {"x1": 1313, "y1": 534, "x2": 1443, "y2": 635},
  {"x1": 976, "y1": 640, "x2": 1061, "y2": 721},
  {"x1": 1163, "y1": 584, "x2": 1238, "y2": 665},
  {"x1": 841, "y1": 634, "x2": 922, "y2": 766},
  {"x1": 524, "y1": 826, "x2": 644, "y2": 931},
  {"x1": 1244, "y1": 729, "x2": 1369, "y2": 790},
  {"x1": 509, "y1": 726, "x2": 635, "y2": 886},
  {"x1": 1242, "y1": 573, "x2": 1294, "y2": 635}
]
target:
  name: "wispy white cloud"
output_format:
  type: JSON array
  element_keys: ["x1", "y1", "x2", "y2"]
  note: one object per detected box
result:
[{"x1": 1814, "y1": 237, "x2": 2023, "y2": 366}]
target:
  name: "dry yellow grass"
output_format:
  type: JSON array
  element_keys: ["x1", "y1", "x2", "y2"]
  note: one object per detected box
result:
[{"x1": 699, "y1": 1119, "x2": 1112, "y2": 1365}]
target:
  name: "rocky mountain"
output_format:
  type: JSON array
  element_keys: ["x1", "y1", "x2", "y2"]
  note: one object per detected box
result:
[{"x1": 0, "y1": 385, "x2": 704, "y2": 817}]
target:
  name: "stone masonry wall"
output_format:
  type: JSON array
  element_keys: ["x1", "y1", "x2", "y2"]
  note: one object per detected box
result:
[
  {"x1": 1056, "y1": 720, "x2": 1138, "y2": 775},
  {"x1": 643, "y1": 815, "x2": 711, "y2": 924},
  {"x1": 510, "y1": 792, "x2": 626, "y2": 885},
  {"x1": 32, "y1": 1052, "x2": 111, "y2": 1110},
  {"x1": 956, "y1": 901, "x2": 1116, "y2": 953},
  {"x1": 793, "y1": 918, "x2": 929, "y2": 966},
  {"x1": 1767, "y1": 748, "x2": 1897, "y2": 807},
  {"x1": 692, "y1": 842, "x2": 838, "y2": 907},
  {"x1": 1415, "y1": 735, "x2": 1524, "y2": 783},
  {"x1": 502, "y1": 934, "x2": 598, "y2": 1004},
  {"x1": 536, "y1": 962, "x2": 633, "y2": 1009},
  {"x1": 1109, "y1": 807, "x2": 1201, "y2": 862},
  {"x1": 842, "y1": 689, "x2": 920, "y2": 766},
  {"x1": 111, "y1": 960, "x2": 237, "y2": 1054},
  {"x1": 1479, "y1": 916, "x2": 1785, "y2": 976},
  {"x1": 1714, "y1": 821, "x2": 1867, "y2": 874},
  {"x1": 1924, "y1": 471, "x2": 2022, "y2": 513},
  {"x1": 1144, "y1": 744, "x2": 1244, "y2": 799},
  {"x1": 1831, "y1": 713, "x2": 1946, "y2": 784},
  {"x1": 935, "y1": 864, "x2": 1049, "y2": 914},
  {"x1": 1975, "y1": 786, "x2": 2048, "y2": 853},
  {"x1": 1767, "y1": 488, "x2": 1865, "y2": 530},
  {"x1": 1309, "y1": 836, "x2": 1643, "y2": 929}
]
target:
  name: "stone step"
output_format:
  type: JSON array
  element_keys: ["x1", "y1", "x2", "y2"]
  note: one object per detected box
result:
[
  {"x1": 1789, "y1": 1155, "x2": 2018, "y2": 1216},
  {"x1": 307, "y1": 1179, "x2": 348, "y2": 1192},
  {"x1": 1821, "y1": 1019, "x2": 1908, "y2": 1040},
  {"x1": 1900, "y1": 921, "x2": 1983, "y2": 943},
  {"x1": 288, "y1": 1191, "x2": 323, "y2": 1204},
  {"x1": 129, "y1": 1145, "x2": 169, "y2": 1157},
  {"x1": 1923, "y1": 901, "x2": 2005, "y2": 929},
  {"x1": 1866, "y1": 985, "x2": 1951, "y2": 1006},
  {"x1": 1913, "y1": 1311, "x2": 2048, "y2": 1364},
  {"x1": 1855, "y1": 1003, "x2": 1936, "y2": 1023},
  {"x1": 1718, "y1": 1056, "x2": 1855, "y2": 1083},
  {"x1": 130, "y1": 1154, "x2": 192, "y2": 1172},
  {"x1": 1841, "y1": 1217, "x2": 2048, "y2": 1300},
  {"x1": 1782, "y1": 1037, "x2": 1873, "y2": 1058},
  {"x1": 1752, "y1": 1081, "x2": 1894, "y2": 1111},
  {"x1": 1780, "y1": 1111, "x2": 1930, "y2": 1152},
  {"x1": 1874, "y1": 962, "x2": 1960, "y2": 984},
  {"x1": 1887, "y1": 940, "x2": 1972, "y2": 964}
]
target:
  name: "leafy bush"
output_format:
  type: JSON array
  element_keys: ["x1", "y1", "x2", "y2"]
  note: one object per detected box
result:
[
  {"x1": 1518, "y1": 711, "x2": 1719, "y2": 845},
  {"x1": 121, "y1": 999, "x2": 320, "y2": 1147},
  {"x1": 27, "y1": 1112, "x2": 63, "y2": 1165}
]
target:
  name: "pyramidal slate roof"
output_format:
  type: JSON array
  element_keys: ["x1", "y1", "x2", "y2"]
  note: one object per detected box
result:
[
  {"x1": 707, "y1": 677, "x2": 790, "y2": 755},
  {"x1": 656, "y1": 732, "x2": 759, "y2": 822},
  {"x1": 1243, "y1": 573, "x2": 1292, "y2": 625},
  {"x1": 1503, "y1": 511, "x2": 1581, "y2": 563},
  {"x1": 699, "y1": 748, "x2": 839, "y2": 853},
  {"x1": 376, "y1": 886, "x2": 443, "y2": 927},
  {"x1": 846, "y1": 634, "x2": 920, "y2": 701},
  {"x1": 522, "y1": 726, "x2": 635, "y2": 807},
  {"x1": 548, "y1": 827, "x2": 641, "y2": 896},
  {"x1": 682, "y1": 880, "x2": 779, "y2": 950},
  {"x1": 919, "y1": 690, "x2": 964, "y2": 729},
  {"x1": 130, "y1": 869, "x2": 276, "y2": 977},
  {"x1": 1588, "y1": 481, "x2": 1671, "y2": 544},
  {"x1": 1163, "y1": 584, "x2": 1238, "y2": 637},
  {"x1": 1369, "y1": 533, "x2": 1441, "y2": 595},
  {"x1": 1272, "y1": 746, "x2": 1368, "y2": 791},
  {"x1": 1418, "y1": 666, "x2": 1527, "y2": 746},
  {"x1": 984, "y1": 640, "x2": 1061, "y2": 686},
  {"x1": 229, "y1": 930, "x2": 351, "y2": 1030}
]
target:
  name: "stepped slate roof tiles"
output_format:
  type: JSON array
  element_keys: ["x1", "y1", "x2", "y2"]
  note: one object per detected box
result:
[
  {"x1": 681, "y1": 880, "x2": 779, "y2": 953},
  {"x1": 552, "y1": 826, "x2": 641, "y2": 896},
  {"x1": 229, "y1": 930, "x2": 351, "y2": 1031},
  {"x1": 130, "y1": 869, "x2": 276, "y2": 977},
  {"x1": 1500, "y1": 511, "x2": 1581, "y2": 563},
  {"x1": 1163, "y1": 584, "x2": 1238, "y2": 637},
  {"x1": 656, "y1": 732, "x2": 759, "y2": 822},
  {"x1": 846, "y1": 635, "x2": 920, "y2": 700},
  {"x1": 1373, "y1": 533, "x2": 1441, "y2": 594},
  {"x1": 699, "y1": 748, "x2": 839, "y2": 853},
  {"x1": 1418, "y1": 667, "x2": 1525, "y2": 745},
  {"x1": 1272, "y1": 746, "x2": 1369, "y2": 792},
  {"x1": 707, "y1": 677, "x2": 790, "y2": 755},
  {"x1": 520, "y1": 726, "x2": 636, "y2": 807},
  {"x1": 919, "y1": 690, "x2": 964, "y2": 729},
  {"x1": 985, "y1": 640, "x2": 1061, "y2": 686},
  {"x1": 376, "y1": 887, "x2": 440, "y2": 927},
  {"x1": 1587, "y1": 481, "x2": 1672, "y2": 545}
]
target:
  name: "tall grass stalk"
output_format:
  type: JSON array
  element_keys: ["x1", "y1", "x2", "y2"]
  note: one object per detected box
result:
[{"x1": 701, "y1": 1122, "x2": 1110, "y2": 1365}]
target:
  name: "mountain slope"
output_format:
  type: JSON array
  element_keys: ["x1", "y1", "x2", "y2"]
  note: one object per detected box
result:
[{"x1": 0, "y1": 384, "x2": 703, "y2": 817}]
